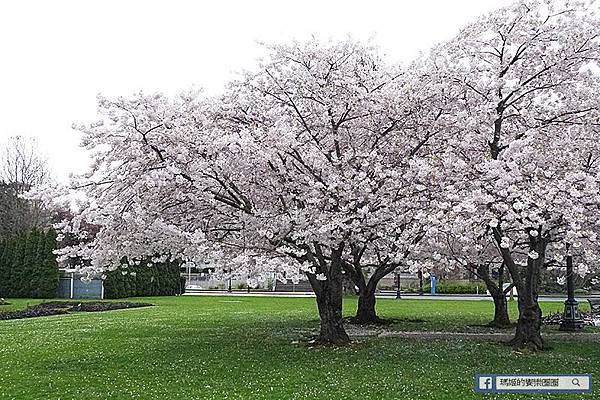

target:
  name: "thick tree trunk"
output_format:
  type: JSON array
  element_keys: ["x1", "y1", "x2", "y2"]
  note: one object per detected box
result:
[
  {"x1": 354, "y1": 284, "x2": 380, "y2": 324},
  {"x1": 489, "y1": 289, "x2": 511, "y2": 328},
  {"x1": 476, "y1": 263, "x2": 511, "y2": 328},
  {"x1": 306, "y1": 243, "x2": 350, "y2": 345},
  {"x1": 510, "y1": 232, "x2": 546, "y2": 351},
  {"x1": 314, "y1": 286, "x2": 350, "y2": 345},
  {"x1": 344, "y1": 262, "x2": 389, "y2": 324},
  {"x1": 510, "y1": 297, "x2": 543, "y2": 351},
  {"x1": 492, "y1": 226, "x2": 546, "y2": 351}
]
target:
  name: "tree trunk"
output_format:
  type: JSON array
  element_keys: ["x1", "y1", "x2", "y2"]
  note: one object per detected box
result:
[
  {"x1": 476, "y1": 263, "x2": 511, "y2": 328},
  {"x1": 509, "y1": 231, "x2": 546, "y2": 351},
  {"x1": 343, "y1": 261, "x2": 389, "y2": 324},
  {"x1": 489, "y1": 289, "x2": 511, "y2": 328},
  {"x1": 492, "y1": 226, "x2": 546, "y2": 351},
  {"x1": 510, "y1": 296, "x2": 543, "y2": 351},
  {"x1": 314, "y1": 285, "x2": 350, "y2": 345},
  {"x1": 306, "y1": 243, "x2": 350, "y2": 345},
  {"x1": 354, "y1": 284, "x2": 380, "y2": 324}
]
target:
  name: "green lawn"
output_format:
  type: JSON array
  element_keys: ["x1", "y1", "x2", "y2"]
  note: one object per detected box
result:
[{"x1": 0, "y1": 296, "x2": 597, "y2": 399}]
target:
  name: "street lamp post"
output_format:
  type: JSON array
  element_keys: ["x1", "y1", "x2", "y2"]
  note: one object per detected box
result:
[
  {"x1": 227, "y1": 268, "x2": 232, "y2": 293},
  {"x1": 560, "y1": 246, "x2": 583, "y2": 331},
  {"x1": 395, "y1": 271, "x2": 401, "y2": 299}
]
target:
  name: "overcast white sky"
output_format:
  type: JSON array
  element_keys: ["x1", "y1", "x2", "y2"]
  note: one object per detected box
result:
[{"x1": 0, "y1": 0, "x2": 510, "y2": 182}]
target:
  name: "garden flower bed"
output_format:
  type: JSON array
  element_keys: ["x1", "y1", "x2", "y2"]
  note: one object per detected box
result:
[{"x1": 0, "y1": 301, "x2": 153, "y2": 321}]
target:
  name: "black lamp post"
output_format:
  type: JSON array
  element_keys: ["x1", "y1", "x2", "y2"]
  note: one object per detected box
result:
[
  {"x1": 395, "y1": 271, "x2": 401, "y2": 299},
  {"x1": 227, "y1": 268, "x2": 232, "y2": 293},
  {"x1": 560, "y1": 246, "x2": 583, "y2": 331}
]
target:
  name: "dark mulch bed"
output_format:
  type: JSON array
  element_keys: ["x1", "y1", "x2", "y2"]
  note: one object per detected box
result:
[
  {"x1": 543, "y1": 311, "x2": 598, "y2": 326},
  {"x1": 0, "y1": 308, "x2": 68, "y2": 321},
  {"x1": 32, "y1": 301, "x2": 154, "y2": 312},
  {"x1": 0, "y1": 301, "x2": 153, "y2": 321}
]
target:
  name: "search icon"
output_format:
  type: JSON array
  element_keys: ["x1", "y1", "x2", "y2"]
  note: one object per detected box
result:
[{"x1": 572, "y1": 378, "x2": 580, "y2": 387}]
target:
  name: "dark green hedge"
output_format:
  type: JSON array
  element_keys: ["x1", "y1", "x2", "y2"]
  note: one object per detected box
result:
[
  {"x1": 103, "y1": 259, "x2": 185, "y2": 299},
  {"x1": 0, "y1": 229, "x2": 59, "y2": 298},
  {"x1": 424, "y1": 281, "x2": 484, "y2": 294}
]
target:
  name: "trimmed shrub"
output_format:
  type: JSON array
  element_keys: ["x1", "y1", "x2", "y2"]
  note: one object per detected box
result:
[
  {"x1": 103, "y1": 259, "x2": 183, "y2": 299},
  {"x1": 424, "y1": 280, "x2": 483, "y2": 294}
]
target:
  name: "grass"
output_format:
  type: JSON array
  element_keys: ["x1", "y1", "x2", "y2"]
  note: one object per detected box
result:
[{"x1": 0, "y1": 296, "x2": 598, "y2": 399}]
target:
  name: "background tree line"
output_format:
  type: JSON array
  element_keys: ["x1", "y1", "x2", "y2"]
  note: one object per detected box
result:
[
  {"x1": 0, "y1": 136, "x2": 53, "y2": 241},
  {"x1": 0, "y1": 228, "x2": 58, "y2": 298},
  {"x1": 0, "y1": 136, "x2": 59, "y2": 298}
]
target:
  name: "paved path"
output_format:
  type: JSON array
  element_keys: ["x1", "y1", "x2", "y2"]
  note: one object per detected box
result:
[
  {"x1": 184, "y1": 290, "x2": 316, "y2": 298},
  {"x1": 184, "y1": 290, "x2": 589, "y2": 302},
  {"x1": 374, "y1": 331, "x2": 600, "y2": 342},
  {"x1": 340, "y1": 327, "x2": 600, "y2": 342}
]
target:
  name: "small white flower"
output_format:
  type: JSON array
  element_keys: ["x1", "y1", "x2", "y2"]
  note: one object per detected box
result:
[
  {"x1": 529, "y1": 230, "x2": 538, "y2": 237},
  {"x1": 315, "y1": 273, "x2": 327, "y2": 281},
  {"x1": 488, "y1": 219, "x2": 499, "y2": 228},
  {"x1": 557, "y1": 276, "x2": 566, "y2": 285},
  {"x1": 500, "y1": 237, "x2": 511, "y2": 249},
  {"x1": 528, "y1": 250, "x2": 539, "y2": 260}
]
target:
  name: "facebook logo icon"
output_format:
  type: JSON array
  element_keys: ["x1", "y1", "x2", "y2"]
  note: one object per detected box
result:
[
  {"x1": 475, "y1": 374, "x2": 592, "y2": 393},
  {"x1": 477, "y1": 376, "x2": 494, "y2": 391}
]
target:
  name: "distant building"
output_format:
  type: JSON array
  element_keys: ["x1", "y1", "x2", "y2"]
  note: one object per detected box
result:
[{"x1": 57, "y1": 270, "x2": 104, "y2": 299}]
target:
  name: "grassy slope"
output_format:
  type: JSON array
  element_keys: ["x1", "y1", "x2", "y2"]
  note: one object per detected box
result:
[{"x1": 0, "y1": 296, "x2": 597, "y2": 400}]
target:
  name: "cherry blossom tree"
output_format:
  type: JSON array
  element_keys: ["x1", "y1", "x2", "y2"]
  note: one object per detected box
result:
[
  {"x1": 60, "y1": 39, "x2": 449, "y2": 343},
  {"x1": 424, "y1": 0, "x2": 600, "y2": 350},
  {"x1": 224, "y1": 39, "x2": 462, "y2": 325}
]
